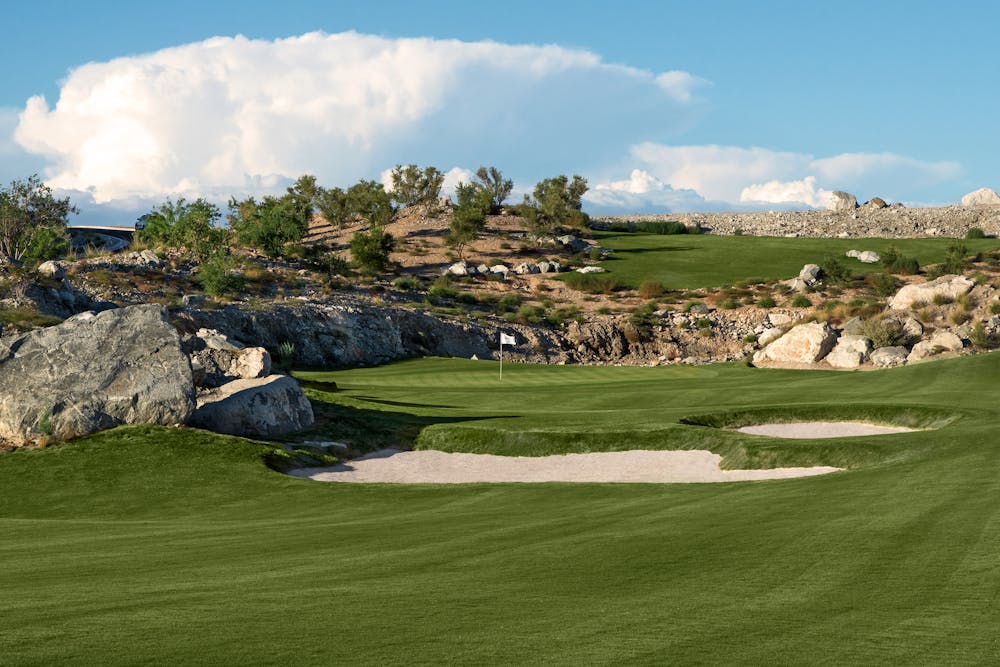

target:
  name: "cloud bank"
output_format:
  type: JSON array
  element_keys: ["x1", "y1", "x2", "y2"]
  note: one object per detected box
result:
[
  {"x1": 589, "y1": 144, "x2": 961, "y2": 211},
  {"x1": 14, "y1": 31, "x2": 704, "y2": 203}
]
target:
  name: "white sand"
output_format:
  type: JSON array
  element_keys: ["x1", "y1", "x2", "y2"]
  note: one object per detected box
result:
[
  {"x1": 287, "y1": 448, "x2": 840, "y2": 484},
  {"x1": 736, "y1": 421, "x2": 917, "y2": 439}
]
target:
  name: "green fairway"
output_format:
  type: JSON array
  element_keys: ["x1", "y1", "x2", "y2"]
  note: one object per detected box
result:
[
  {"x1": 588, "y1": 232, "x2": 1000, "y2": 288},
  {"x1": 3, "y1": 354, "x2": 1000, "y2": 664}
]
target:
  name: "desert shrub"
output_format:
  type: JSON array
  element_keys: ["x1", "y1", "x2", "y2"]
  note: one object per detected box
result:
[
  {"x1": 791, "y1": 295, "x2": 812, "y2": 308},
  {"x1": 428, "y1": 277, "x2": 459, "y2": 300},
  {"x1": 956, "y1": 293, "x2": 974, "y2": 311},
  {"x1": 515, "y1": 305, "x2": 546, "y2": 325},
  {"x1": 867, "y1": 272, "x2": 901, "y2": 297},
  {"x1": 743, "y1": 333, "x2": 758, "y2": 344},
  {"x1": 695, "y1": 317, "x2": 712, "y2": 330},
  {"x1": 991, "y1": 301, "x2": 1000, "y2": 315},
  {"x1": 880, "y1": 245, "x2": 920, "y2": 275},
  {"x1": 932, "y1": 293, "x2": 953, "y2": 306},
  {"x1": 547, "y1": 305, "x2": 581, "y2": 328},
  {"x1": 638, "y1": 280, "x2": 666, "y2": 299},
  {"x1": 561, "y1": 272, "x2": 622, "y2": 294},
  {"x1": 717, "y1": 299, "x2": 738, "y2": 310},
  {"x1": 943, "y1": 242, "x2": 968, "y2": 274},
  {"x1": 969, "y1": 322, "x2": 996, "y2": 349},
  {"x1": 857, "y1": 316, "x2": 907, "y2": 348},
  {"x1": 497, "y1": 294, "x2": 522, "y2": 313},
  {"x1": 682, "y1": 300, "x2": 704, "y2": 313},
  {"x1": 472, "y1": 166, "x2": 513, "y2": 212},
  {"x1": 950, "y1": 311, "x2": 968, "y2": 326},
  {"x1": 966, "y1": 227, "x2": 987, "y2": 239},
  {"x1": 138, "y1": 198, "x2": 226, "y2": 257},
  {"x1": 349, "y1": 225, "x2": 396, "y2": 275},
  {"x1": 628, "y1": 302, "x2": 659, "y2": 338},
  {"x1": 197, "y1": 255, "x2": 246, "y2": 297},
  {"x1": 756, "y1": 296, "x2": 777, "y2": 308},
  {"x1": 822, "y1": 256, "x2": 852, "y2": 285},
  {"x1": 393, "y1": 277, "x2": 418, "y2": 291}
]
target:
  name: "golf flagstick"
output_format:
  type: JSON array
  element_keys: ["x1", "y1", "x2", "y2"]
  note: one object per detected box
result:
[{"x1": 499, "y1": 332, "x2": 515, "y2": 381}]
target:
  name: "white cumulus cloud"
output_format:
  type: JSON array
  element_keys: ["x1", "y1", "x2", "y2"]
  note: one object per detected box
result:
[
  {"x1": 13, "y1": 31, "x2": 705, "y2": 204},
  {"x1": 740, "y1": 176, "x2": 833, "y2": 208}
]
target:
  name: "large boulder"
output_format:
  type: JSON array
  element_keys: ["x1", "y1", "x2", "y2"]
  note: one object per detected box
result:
[
  {"x1": 752, "y1": 322, "x2": 838, "y2": 366},
  {"x1": 888, "y1": 275, "x2": 975, "y2": 309},
  {"x1": 825, "y1": 335, "x2": 872, "y2": 369},
  {"x1": 799, "y1": 264, "x2": 823, "y2": 286},
  {"x1": 870, "y1": 346, "x2": 908, "y2": 368},
  {"x1": 829, "y1": 191, "x2": 858, "y2": 211},
  {"x1": 961, "y1": 188, "x2": 1000, "y2": 207},
  {"x1": 184, "y1": 328, "x2": 272, "y2": 388},
  {"x1": 0, "y1": 305, "x2": 195, "y2": 445},
  {"x1": 907, "y1": 331, "x2": 964, "y2": 364},
  {"x1": 189, "y1": 375, "x2": 314, "y2": 439},
  {"x1": 846, "y1": 249, "x2": 880, "y2": 263}
]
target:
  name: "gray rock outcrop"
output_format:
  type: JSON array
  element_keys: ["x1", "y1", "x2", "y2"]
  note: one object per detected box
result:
[
  {"x1": 752, "y1": 322, "x2": 837, "y2": 366},
  {"x1": 188, "y1": 375, "x2": 314, "y2": 439},
  {"x1": 888, "y1": 275, "x2": 975, "y2": 309},
  {"x1": 870, "y1": 346, "x2": 908, "y2": 368},
  {"x1": 0, "y1": 305, "x2": 195, "y2": 444},
  {"x1": 825, "y1": 335, "x2": 872, "y2": 369},
  {"x1": 907, "y1": 331, "x2": 964, "y2": 363}
]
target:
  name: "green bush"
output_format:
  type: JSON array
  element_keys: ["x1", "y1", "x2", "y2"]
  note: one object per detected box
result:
[
  {"x1": 966, "y1": 227, "x2": 987, "y2": 239},
  {"x1": 197, "y1": 255, "x2": 246, "y2": 297},
  {"x1": 943, "y1": 242, "x2": 968, "y2": 274},
  {"x1": 867, "y1": 272, "x2": 901, "y2": 297},
  {"x1": 822, "y1": 256, "x2": 852, "y2": 285},
  {"x1": 428, "y1": 277, "x2": 459, "y2": 300},
  {"x1": 389, "y1": 164, "x2": 444, "y2": 207},
  {"x1": 638, "y1": 280, "x2": 666, "y2": 299},
  {"x1": 0, "y1": 174, "x2": 76, "y2": 264},
  {"x1": 137, "y1": 198, "x2": 225, "y2": 257},
  {"x1": 791, "y1": 295, "x2": 812, "y2": 308},
  {"x1": 880, "y1": 245, "x2": 921, "y2": 275},
  {"x1": 631, "y1": 220, "x2": 689, "y2": 235},
  {"x1": 349, "y1": 225, "x2": 396, "y2": 275},
  {"x1": 393, "y1": 277, "x2": 419, "y2": 291},
  {"x1": 561, "y1": 272, "x2": 622, "y2": 294},
  {"x1": 756, "y1": 296, "x2": 777, "y2": 308},
  {"x1": 857, "y1": 316, "x2": 907, "y2": 348},
  {"x1": 520, "y1": 174, "x2": 588, "y2": 235}
]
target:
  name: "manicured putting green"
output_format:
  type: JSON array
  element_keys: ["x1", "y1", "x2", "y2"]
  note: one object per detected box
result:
[
  {"x1": 588, "y1": 232, "x2": 1000, "y2": 288},
  {"x1": 2, "y1": 353, "x2": 1000, "y2": 663}
]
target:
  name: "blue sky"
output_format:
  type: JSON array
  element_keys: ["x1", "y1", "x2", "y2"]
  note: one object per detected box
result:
[{"x1": 2, "y1": 0, "x2": 997, "y2": 222}]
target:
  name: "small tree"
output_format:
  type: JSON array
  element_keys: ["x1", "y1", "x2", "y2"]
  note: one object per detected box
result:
[
  {"x1": 347, "y1": 179, "x2": 394, "y2": 226},
  {"x1": 0, "y1": 174, "x2": 76, "y2": 263},
  {"x1": 315, "y1": 186, "x2": 352, "y2": 228},
  {"x1": 448, "y1": 182, "x2": 492, "y2": 259},
  {"x1": 350, "y1": 225, "x2": 396, "y2": 274},
  {"x1": 390, "y1": 164, "x2": 444, "y2": 207},
  {"x1": 473, "y1": 166, "x2": 513, "y2": 213},
  {"x1": 228, "y1": 193, "x2": 311, "y2": 258},
  {"x1": 521, "y1": 174, "x2": 588, "y2": 236},
  {"x1": 137, "y1": 198, "x2": 224, "y2": 257}
]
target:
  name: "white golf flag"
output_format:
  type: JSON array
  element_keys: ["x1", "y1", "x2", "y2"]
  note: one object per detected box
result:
[{"x1": 500, "y1": 332, "x2": 516, "y2": 346}]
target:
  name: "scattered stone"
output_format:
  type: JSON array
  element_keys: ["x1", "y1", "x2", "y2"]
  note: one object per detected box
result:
[
  {"x1": 825, "y1": 335, "x2": 872, "y2": 369},
  {"x1": 752, "y1": 322, "x2": 838, "y2": 366},
  {"x1": 514, "y1": 262, "x2": 541, "y2": 275},
  {"x1": 799, "y1": 264, "x2": 823, "y2": 286},
  {"x1": 0, "y1": 305, "x2": 195, "y2": 445},
  {"x1": 870, "y1": 346, "x2": 909, "y2": 368},
  {"x1": 961, "y1": 188, "x2": 1000, "y2": 207},
  {"x1": 443, "y1": 261, "x2": 474, "y2": 276},
  {"x1": 489, "y1": 264, "x2": 510, "y2": 276},
  {"x1": 576, "y1": 266, "x2": 606, "y2": 274},
  {"x1": 188, "y1": 375, "x2": 314, "y2": 439},
  {"x1": 181, "y1": 294, "x2": 206, "y2": 308},
  {"x1": 846, "y1": 249, "x2": 880, "y2": 263},
  {"x1": 860, "y1": 197, "x2": 888, "y2": 212},
  {"x1": 555, "y1": 234, "x2": 589, "y2": 252},
  {"x1": 888, "y1": 275, "x2": 975, "y2": 309},
  {"x1": 37, "y1": 261, "x2": 64, "y2": 279}
]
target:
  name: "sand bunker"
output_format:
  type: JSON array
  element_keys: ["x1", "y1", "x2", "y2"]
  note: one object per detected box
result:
[
  {"x1": 736, "y1": 421, "x2": 917, "y2": 439},
  {"x1": 288, "y1": 449, "x2": 840, "y2": 484}
]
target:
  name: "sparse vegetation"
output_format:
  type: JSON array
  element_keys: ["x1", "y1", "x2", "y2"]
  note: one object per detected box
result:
[{"x1": 389, "y1": 164, "x2": 445, "y2": 207}]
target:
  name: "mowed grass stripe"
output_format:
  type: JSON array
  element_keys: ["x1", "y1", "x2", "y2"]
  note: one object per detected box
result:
[{"x1": 4, "y1": 353, "x2": 1000, "y2": 663}]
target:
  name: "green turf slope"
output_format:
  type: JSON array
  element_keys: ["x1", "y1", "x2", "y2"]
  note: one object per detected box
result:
[
  {"x1": 588, "y1": 232, "x2": 1000, "y2": 288},
  {"x1": 2, "y1": 354, "x2": 1000, "y2": 664}
]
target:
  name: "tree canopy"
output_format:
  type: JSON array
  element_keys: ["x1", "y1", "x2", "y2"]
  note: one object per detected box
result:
[{"x1": 0, "y1": 175, "x2": 76, "y2": 263}]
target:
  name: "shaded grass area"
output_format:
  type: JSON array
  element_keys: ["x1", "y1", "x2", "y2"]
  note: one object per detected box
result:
[
  {"x1": 3, "y1": 354, "x2": 1000, "y2": 663},
  {"x1": 586, "y1": 232, "x2": 1000, "y2": 288}
]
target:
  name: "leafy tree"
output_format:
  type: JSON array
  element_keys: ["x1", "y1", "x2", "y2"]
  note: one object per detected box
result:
[
  {"x1": 136, "y1": 198, "x2": 224, "y2": 257},
  {"x1": 228, "y1": 187, "x2": 312, "y2": 258},
  {"x1": 390, "y1": 164, "x2": 444, "y2": 207},
  {"x1": 316, "y1": 179, "x2": 394, "y2": 229},
  {"x1": 347, "y1": 179, "x2": 394, "y2": 226},
  {"x1": 521, "y1": 174, "x2": 588, "y2": 235},
  {"x1": 0, "y1": 174, "x2": 76, "y2": 263},
  {"x1": 350, "y1": 225, "x2": 396, "y2": 274},
  {"x1": 315, "y1": 186, "x2": 352, "y2": 228},
  {"x1": 447, "y1": 182, "x2": 492, "y2": 259},
  {"x1": 473, "y1": 166, "x2": 513, "y2": 213},
  {"x1": 197, "y1": 253, "x2": 246, "y2": 297}
]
